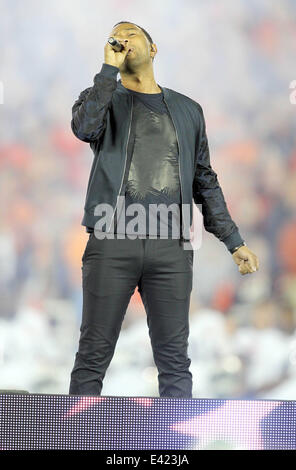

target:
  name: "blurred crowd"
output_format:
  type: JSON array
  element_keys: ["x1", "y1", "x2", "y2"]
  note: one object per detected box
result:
[{"x1": 0, "y1": 0, "x2": 296, "y2": 398}]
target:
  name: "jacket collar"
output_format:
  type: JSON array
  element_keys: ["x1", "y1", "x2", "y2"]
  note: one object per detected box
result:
[{"x1": 116, "y1": 78, "x2": 168, "y2": 99}]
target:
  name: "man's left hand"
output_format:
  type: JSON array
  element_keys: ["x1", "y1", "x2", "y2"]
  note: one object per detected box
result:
[{"x1": 232, "y1": 245, "x2": 259, "y2": 275}]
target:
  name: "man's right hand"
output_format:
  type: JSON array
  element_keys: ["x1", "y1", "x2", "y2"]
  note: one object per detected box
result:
[{"x1": 104, "y1": 40, "x2": 130, "y2": 69}]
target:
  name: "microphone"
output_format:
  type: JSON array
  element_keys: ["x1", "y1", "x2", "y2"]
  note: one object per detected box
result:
[{"x1": 108, "y1": 37, "x2": 124, "y2": 52}]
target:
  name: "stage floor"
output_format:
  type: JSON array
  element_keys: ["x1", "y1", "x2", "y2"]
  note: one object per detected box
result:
[{"x1": 0, "y1": 393, "x2": 295, "y2": 450}]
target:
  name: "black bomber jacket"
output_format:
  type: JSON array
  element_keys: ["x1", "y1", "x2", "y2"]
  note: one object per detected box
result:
[{"x1": 71, "y1": 63, "x2": 245, "y2": 252}]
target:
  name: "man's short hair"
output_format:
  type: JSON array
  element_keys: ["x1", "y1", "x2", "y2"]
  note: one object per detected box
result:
[{"x1": 112, "y1": 21, "x2": 155, "y2": 62}]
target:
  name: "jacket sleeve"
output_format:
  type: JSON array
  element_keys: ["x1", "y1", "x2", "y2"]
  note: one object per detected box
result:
[
  {"x1": 71, "y1": 63, "x2": 119, "y2": 143},
  {"x1": 192, "y1": 105, "x2": 245, "y2": 252}
]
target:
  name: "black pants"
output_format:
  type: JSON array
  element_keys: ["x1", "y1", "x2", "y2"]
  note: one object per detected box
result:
[{"x1": 69, "y1": 233, "x2": 194, "y2": 398}]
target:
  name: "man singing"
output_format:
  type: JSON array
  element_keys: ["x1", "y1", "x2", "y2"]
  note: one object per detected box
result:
[{"x1": 69, "y1": 21, "x2": 259, "y2": 398}]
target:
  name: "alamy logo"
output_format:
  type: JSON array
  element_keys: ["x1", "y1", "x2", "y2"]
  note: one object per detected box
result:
[
  {"x1": 289, "y1": 80, "x2": 296, "y2": 104},
  {"x1": 92, "y1": 197, "x2": 203, "y2": 251}
]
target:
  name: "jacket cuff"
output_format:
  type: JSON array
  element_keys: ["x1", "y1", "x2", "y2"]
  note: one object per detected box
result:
[
  {"x1": 221, "y1": 229, "x2": 245, "y2": 253},
  {"x1": 94, "y1": 63, "x2": 119, "y2": 82}
]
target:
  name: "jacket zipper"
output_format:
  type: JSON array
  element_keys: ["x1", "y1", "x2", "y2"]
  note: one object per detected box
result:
[
  {"x1": 107, "y1": 95, "x2": 134, "y2": 234},
  {"x1": 162, "y1": 96, "x2": 186, "y2": 245}
]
